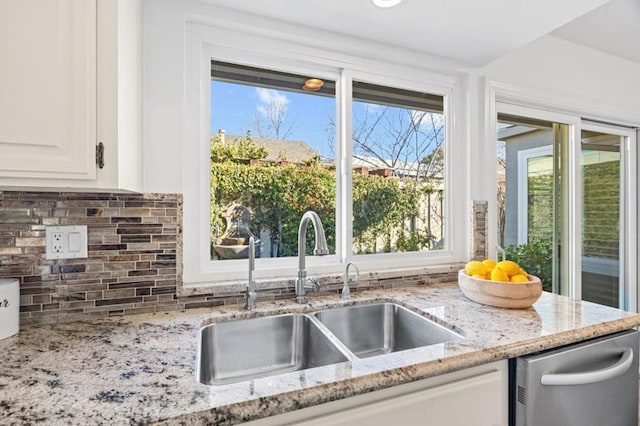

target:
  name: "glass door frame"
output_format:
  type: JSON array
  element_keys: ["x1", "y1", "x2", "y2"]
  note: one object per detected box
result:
[
  {"x1": 496, "y1": 102, "x2": 581, "y2": 301},
  {"x1": 581, "y1": 121, "x2": 637, "y2": 311},
  {"x1": 495, "y1": 102, "x2": 638, "y2": 311},
  {"x1": 516, "y1": 144, "x2": 552, "y2": 245}
]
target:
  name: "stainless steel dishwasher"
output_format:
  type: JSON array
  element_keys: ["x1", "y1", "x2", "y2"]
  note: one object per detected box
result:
[{"x1": 511, "y1": 329, "x2": 639, "y2": 426}]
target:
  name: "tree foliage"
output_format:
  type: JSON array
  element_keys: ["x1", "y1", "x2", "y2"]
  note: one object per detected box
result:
[
  {"x1": 504, "y1": 239, "x2": 553, "y2": 292},
  {"x1": 210, "y1": 131, "x2": 268, "y2": 163},
  {"x1": 211, "y1": 162, "x2": 438, "y2": 257},
  {"x1": 352, "y1": 107, "x2": 445, "y2": 181},
  {"x1": 211, "y1": 162, "x2": 335, "y2": 256}
]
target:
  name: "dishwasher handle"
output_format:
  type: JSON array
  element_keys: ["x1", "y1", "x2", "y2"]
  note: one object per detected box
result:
[{"x1": 540, "y1": 348, "x2": 633, "y2": 386}]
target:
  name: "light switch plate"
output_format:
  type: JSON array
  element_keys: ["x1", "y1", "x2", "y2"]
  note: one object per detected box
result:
[{"x1": 45, "y1": 225, "x2": 88, "y2": 260}]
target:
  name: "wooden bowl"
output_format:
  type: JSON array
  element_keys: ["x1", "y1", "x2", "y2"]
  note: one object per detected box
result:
[{"x1": 458, "y1": 270, "x2": 542, "y2": 309}]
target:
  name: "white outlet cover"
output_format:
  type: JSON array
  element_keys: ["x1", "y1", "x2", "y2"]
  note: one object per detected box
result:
[{"x1": 46, "y1": 225, "x2": 88, "y2": 260}]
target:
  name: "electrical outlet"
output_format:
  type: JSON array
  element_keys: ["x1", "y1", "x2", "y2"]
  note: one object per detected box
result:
[
  {"x1": 46, "y1": 226, "x2": 88, "y2": 260},
  {"x1": 52, "y1": 232, "x2": 64, "y2": 253}
]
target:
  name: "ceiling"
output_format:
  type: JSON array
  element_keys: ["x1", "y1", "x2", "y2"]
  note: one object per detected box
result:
[
  {"x1": 200, "y1": 0, "x2": 617, "y2": 66},
  {"x1": 551, "y1": 0, "x2": 640, "y2": 64}
]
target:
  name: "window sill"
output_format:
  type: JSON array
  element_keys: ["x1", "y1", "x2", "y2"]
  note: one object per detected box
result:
[{"x1": 178, "y1": 261, "x2": 465, "y2": 297}]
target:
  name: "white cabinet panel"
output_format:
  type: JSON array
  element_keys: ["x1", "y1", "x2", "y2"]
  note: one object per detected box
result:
[
  {"x1": 0, "y1": 0, "x2": 141, "y2": 192},
  {"x1": 248, "y1": 361, "x2": 508, "y2": 426},
  {"x1": 0, "y1": 0, "x2": 96, "y2": 180},
  {"x1": 299, "y1": 370, "x2": 504, "y2": 426}
]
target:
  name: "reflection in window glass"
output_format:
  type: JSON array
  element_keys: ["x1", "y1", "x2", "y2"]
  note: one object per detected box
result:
[
  {"x1": 351, "y1": 81, "x2": 445, "y2": 254},
  {"x1": 496, "y1": 114, "x2": 568, "y2": 294},
  {"x1": 581, "y1": 130, "x2": 622, "y2": 308},
  {"x1": 209, "y1": 61, "x2": 336, "y2": 260}
]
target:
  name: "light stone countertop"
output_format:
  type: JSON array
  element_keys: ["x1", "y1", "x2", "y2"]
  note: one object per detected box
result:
[{"x1": 1, "y1": 283, "x2": 639, "y2": 425}]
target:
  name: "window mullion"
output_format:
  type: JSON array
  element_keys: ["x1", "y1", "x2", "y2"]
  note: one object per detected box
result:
[{"x1": 337, "y1": 69, "x2": 353, "y2": 263}]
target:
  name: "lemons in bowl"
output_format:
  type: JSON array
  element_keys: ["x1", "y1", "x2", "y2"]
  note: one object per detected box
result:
[
  {"x1": 459, "y1": 259, "x2": 542, "y2": 308},
  {"x1": 464, "y1": 259, "x2": 531, "y2": 283}
]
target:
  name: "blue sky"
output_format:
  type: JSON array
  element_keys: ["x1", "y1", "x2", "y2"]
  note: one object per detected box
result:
[
  {"x1": 211, "y1": 81, "x2": 337, "y2": 158},
  {"x1": 210, "y1": 80, "x2": 445, "y2": 164}
]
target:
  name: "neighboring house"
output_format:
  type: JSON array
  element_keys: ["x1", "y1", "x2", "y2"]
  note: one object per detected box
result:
[
  {"x1": 497, "y1": 124, "x2": 552, "y2": 247},
  {"x1": 222, "y1": 131, "x2": 318, "y2": 164},
  {"x1": 352, "y1": 155, "x2": 444, "y2": 181}
]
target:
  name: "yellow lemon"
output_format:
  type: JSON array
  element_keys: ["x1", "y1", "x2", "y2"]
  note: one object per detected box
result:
[
  {"x1": 496, "y1": 260, "x2": 521, "y2": 277},
  {"x1": 518, "y1": 268, "x2": 528, "y2": 276},
  {"x1": 465, "y1": 261, "x2": 489, "y2": 277},
  {"x1": 482, "y1": 259, "x2": 497, "y2": 269},
  {"x1": 472, "y1": 274, "x2": 486, "y2": 279},
  {"x1": 510, "y1": 274, "x2": 529, "y2": 283},
  {"x1": 490, "y1": 267, "x2": 510, "y2": 282}
]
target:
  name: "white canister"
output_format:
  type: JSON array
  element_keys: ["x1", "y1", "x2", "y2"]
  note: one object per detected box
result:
[{"x1": 0, "y1": 278, "x2": 19, "y2": 340}]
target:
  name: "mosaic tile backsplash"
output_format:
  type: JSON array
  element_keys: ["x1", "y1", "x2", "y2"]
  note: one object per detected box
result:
[
  {"x1": 0, "y1": 192, "x2": 185, "y2": 324},
  {"x1": 0, "y1": 191, "x2": 471, "y2": 325}
]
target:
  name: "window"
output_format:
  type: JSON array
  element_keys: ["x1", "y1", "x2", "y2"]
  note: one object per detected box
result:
[
  {"x1": 209, "y1": 61, "x2": 337, "y2": 261},
  {"x1": 183, "y1": 33, "x2": 462, "y2": 286},
  {"x1": 208, "y1": 63, "x2": 447, "y2": 266},
  {"x1": 351, "y1": 81, "x2": 445, "y2": 254}
]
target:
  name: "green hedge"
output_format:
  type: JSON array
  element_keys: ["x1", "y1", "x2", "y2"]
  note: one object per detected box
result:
[{"x1": 211, "y1": 162, "x2": 439, "y2": 257}]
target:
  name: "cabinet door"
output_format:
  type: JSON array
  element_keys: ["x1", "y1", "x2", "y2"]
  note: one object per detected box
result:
[
  {"x1": 247, "y1": 361, "x2": 508, "y2": 426},
  {"x1": 299, "y1": 370, "x2": 505, "y2": 426},
  {"x1": 0, "y1": 0, "x2": 96, "y2": 180}
]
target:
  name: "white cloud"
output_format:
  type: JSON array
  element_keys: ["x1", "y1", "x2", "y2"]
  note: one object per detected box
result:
[
  {"x1": 410, "y1": 109, "x2": 445, "y2": 129},
  {"x1": 256, "y1": 88, "x2": 289, "y2": 117}
]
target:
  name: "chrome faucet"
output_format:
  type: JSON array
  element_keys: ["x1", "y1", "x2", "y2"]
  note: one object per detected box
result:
[
  {"x1": 341, "y1": 262, "x2": 359, "y2": 299},
  {"x1": 245, "y1": 236, "x2": 257, "y2": 310},
  {"x1": 295, "y1": 211, "x2": 329, "y2": 304}
]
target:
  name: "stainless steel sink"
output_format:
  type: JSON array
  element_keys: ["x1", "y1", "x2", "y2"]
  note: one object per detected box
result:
[
  {"x1": 197, "y1": 302, "x2": 463, "y2": 385},
  {"x1": 197, "y1": 313, "x2": 350, "y2": 385},
  {"x1": 313, "y1": 303, "x2": 462, "y2": 358}
]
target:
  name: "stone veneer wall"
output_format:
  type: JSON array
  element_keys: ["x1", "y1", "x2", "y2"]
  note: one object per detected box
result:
[
  {"x1": 472, "y1": 200, "x2": 489, "y2": 260},
  {"x1": 0, "y1": 191, "x2": 480, "y2": 325}
]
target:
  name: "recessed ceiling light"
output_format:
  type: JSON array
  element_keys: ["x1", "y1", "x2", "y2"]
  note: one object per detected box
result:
[
  {"x1": 302, "y1": 78, "x2": 324, "y2": 92},
  {"x1": 372, "y1": 0, "x2": 403, "y2": 8}
]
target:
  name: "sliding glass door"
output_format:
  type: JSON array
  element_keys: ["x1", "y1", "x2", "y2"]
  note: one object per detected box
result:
[
  {"x1": 580, "y1": 123, "x2": 636, "y2": 309},
  {"x1": 496, "y1": 110, "x2": 572, "y2": 295},
  {"x1": 496, "y1": 104, "x2": 637, "y2": 311}
]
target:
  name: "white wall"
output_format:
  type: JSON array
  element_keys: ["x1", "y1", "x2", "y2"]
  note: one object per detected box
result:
[
  {"x1": 142, "y1": 0, "x2": 186, "y2": 193},
  {"x1": 482, "y1": 35, "x2": 640, "y2": 121}
]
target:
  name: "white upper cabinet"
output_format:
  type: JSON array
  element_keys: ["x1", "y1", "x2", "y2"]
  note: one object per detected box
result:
[{"x1": 0, "y1": 0, "x2": 141, "y2": 192}]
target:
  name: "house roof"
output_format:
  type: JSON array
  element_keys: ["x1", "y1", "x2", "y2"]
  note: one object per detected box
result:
[
  {"x1": 497, "y1": 125, "x2": 539, "y2": 141},
  {"x1": 226, "y1": 134, "x2": 318, "y2": 163},
  {"x1": 352, "y1": 155, "x2": 443, "y2": 179}
]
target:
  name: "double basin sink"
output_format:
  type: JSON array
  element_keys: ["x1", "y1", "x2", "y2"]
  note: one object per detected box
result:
[{"x1": 197, "y1": 302, "x2": 463, "y2": 385}]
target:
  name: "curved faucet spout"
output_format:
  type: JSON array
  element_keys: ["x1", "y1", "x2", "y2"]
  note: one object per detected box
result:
[
  {"x1": 296, "y1": 211, "x2": 329, "y2": 303},
  {"x1": 297, "y1": 211, "x2": 329, "y2": 272},
  {"x1": 342, "y1": 262, "x2": 359, "y2": 299}
]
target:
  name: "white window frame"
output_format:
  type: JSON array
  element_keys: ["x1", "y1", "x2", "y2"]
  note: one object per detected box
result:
[
  {"x1": 580, "y1": 121, "x2": 637, "y2": 311},
  {"x1": 183, "y1": 22, "x2": 466, "y2": 288},
  {"x1": 516, "y1": 145, "x2": 553, "y2": 245}
]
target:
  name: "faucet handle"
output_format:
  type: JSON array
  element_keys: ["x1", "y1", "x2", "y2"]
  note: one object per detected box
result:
[
  {"x1": 304, "y1": 276, "x2": 321, "y2": 293},
  {"x1": 245, "y1": 283, "x2": 257, "y2": 310}
]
